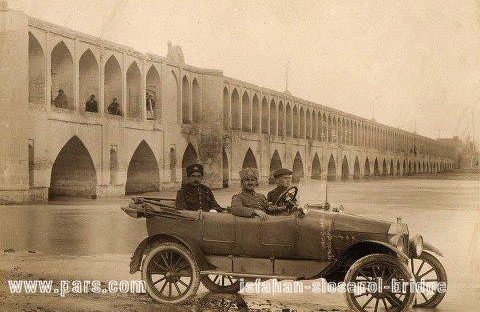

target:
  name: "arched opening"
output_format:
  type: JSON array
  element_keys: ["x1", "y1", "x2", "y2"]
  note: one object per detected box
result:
[
  {"x1": 169, "y1": 148, "x2": 176, "y2": 182},
  {"x1": 426, "y1": 162, "x2": 429, "y2": 173},
  {"x1": 341, "y1": 156, "x2": 349, "y2": 181},
  {"x1": 269, "y1": 150, "x2": 282, "y2": 184},
  {"x1": 353, "y1": 156, "x2": 360, "y2": 179},
  {"x1": 292, "y1": 152, "x2": 304, "y2": 182},
  {"x1": 413, "y1": 162, "x2": 417, "y2": 173},
  {"x1": 242, "y1": 92, "x2": 251, "y2": 132},
  {"x1": 286, "y1": 103, "x2": 292, "y2": 137},
  {"x1": 146, "y1": 65, "x2": 161, "y2": 120},
  {"x1": 166, "y1": 71, "x2": 179, "y2": 122},
  {"x1": 408, "y1": 161, "x2": 412, "y2": 174},
  {"x1": 51, "y1": 41, "x2": 73, "y2": 109},
  {"x1": 261, "y1": 97, "x2": 269, "y2": 134},
  {"x1": 126, "y1": 62, "x2": 142, "y2": 118},
  {"x1": 306, "y1": 109, "x2": 311, "y2": 139},
  {"x1": 327, "y1": 154, "x2": 336, "y2": 181},
  {"x1": 192, "y1": 78, "x2": 201, "y2": 123},
  {"x1": 270, "y1": 100, "x2": 277, "y2": 136},
  {"x1": 223, "y1": 148, "x2": 229, "y2": 188},
  {"x1": 311, "y1": 153, "x2": 321, "y2": 179},
  {"x1": 278, "y1": 102, "x2": 285, "y2": 139},
  {"x1": 293, "y1": 106, "x2": 299, "y2": 138},
  {"x1": 181, "y1": 143, "x2": 199, "y2": 181},
  {"x1": 49, "y1": 136, "x2": 97, "y2": 199},
  {"x1": 300, "y1": 108, "x2": 305, "y2": 138},
  {"x1": 126, "y1": 141, "x2": 159, "y2": 194},
  {"x1": 104, "y1": 55, "x2": 122, "y2": 115},
  {"x1": 231, "y1": 89, "x2": 240, "y2": 130},
  {"x1": 374, "y1": 158, "x2": 380, "y2": 176},
  {"x1": 252, "y1": 94, "x2": 260, "y2": 133},
  {"x1": 182, "y1": 76, "x2": 191, "y2": 123},
  {"x1": 382, "y1": 159, "x2": 387, "y2": 176},
  {"x1": 390, "y1": 159, "x2": 394, "y2": 175},
  {"x1": 28, "y1": 141, "x2": 34, "y2": 187},
  {"x1": 109, "y1": 148, "x2": 118, "y2": 185},
  {"x1": 79, "y1": 49, "x2": 99, "y2": 112},
  {"x1": 242, "y1": 148, "x2": 258, "y2": 169},
  {"x1": 396, "y1": 160, "x2": 401, "y2": 175},
  {"x1": 403, "y1": 160, "x2": 406, "y2": 175},
  {"x1": 223, "y1": 87, "x2": 230, "y2": 129},
  {"x1": 364, "y1": 158, "x2": 371, "y2": 177},
  {"x1": 28, "y1": 33, "x2": 45, "y2": 105}
]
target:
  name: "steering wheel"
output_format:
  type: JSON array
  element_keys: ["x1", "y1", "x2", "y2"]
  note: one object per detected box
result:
[{"x1": 274, "y1": 186, "x2": 298, "y2": 211}]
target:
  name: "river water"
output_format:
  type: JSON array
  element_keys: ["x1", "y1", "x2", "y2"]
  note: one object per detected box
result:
[{"x1": 1, "y1": 175, "x2": 479, "y2": 311}]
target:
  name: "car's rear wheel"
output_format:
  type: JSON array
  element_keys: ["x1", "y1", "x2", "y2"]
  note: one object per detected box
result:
[
  {"x1": 410, "y1": 251, "x2": 447, "y2": 308},
  {"x1": 344, "y1": 253, "x2": 415, "y2": 312},
  {"x1": 141, "y1": 242, "x2": 200, "y2": 304},
  {"x1": 201, "y1": 274, "x2": 241, "y2": 293}
]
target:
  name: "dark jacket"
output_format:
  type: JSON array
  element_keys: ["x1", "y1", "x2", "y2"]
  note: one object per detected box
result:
[
  {"x1": 230, "y1": 191, "x2": 271, "y2": 217},
  {"x1": 175, "y1": 183, "x2": 221, "y2": 212},
  {"x1": 267, "y1": 185, "x2": 288, "y2": 203}
]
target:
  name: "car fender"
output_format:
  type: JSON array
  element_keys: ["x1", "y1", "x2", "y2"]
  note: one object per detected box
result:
[
  {"x1": 129, "y1": 233, "x2": 211, "y2": 274},
  {"x1": 362, "y1": 240, "x2": 409, "y2": 261},
  {"x1": 423, "y1": 241, "x2": 444, "y2": 257}
]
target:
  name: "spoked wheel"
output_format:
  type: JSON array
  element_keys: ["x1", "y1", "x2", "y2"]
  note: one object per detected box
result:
[
  {"x1": 141, "y1": 242, "x2": 200, "y2": 304},
  {"x1": 410, "y1": 251, "x2": 447, "y2": 308},
  {"x1": 345, "y1": 254, "x2": 415, "y2": 312},
  {"x1": 201, "y1": 274, "x2": 241, "y2": 293}
]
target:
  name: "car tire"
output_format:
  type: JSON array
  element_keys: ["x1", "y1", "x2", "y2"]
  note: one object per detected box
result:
[
  {"x1": 141, "y1": 242, "x2": 200, "y2": 304},
  {"x1": 410, "y1": 251, "x2": 447, "y2": 308},
  {"x1": 201, "y1": 274, "x2": 241, "y2": 294},
  {"x1": 344, "y1": 253, "x2": 415, "y2": 312}
]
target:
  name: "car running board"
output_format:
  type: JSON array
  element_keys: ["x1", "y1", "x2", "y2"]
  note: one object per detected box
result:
[{"x1": 200, "y1": 270, "x2": 297, "y2": 280}]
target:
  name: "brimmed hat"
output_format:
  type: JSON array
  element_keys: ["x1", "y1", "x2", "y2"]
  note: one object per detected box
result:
[
  {"x1": 186, "y1": 163, "x2": 203, "y2": 177},
  {"x1": 272, "y1": 168, "x2": 293, "y2": 179}
]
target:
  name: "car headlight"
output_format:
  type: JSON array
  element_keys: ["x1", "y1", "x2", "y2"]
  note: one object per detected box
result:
[
  {"x1": 409, "y1": 235, "x2": 424, "y2": 257},
  {"x1": 388, "y1": 218, "x2": 409, "y2": 253}
]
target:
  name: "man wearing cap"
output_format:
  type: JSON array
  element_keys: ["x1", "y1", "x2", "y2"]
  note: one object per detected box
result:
[
  {"x1": 175, "y1": 163, "x2": 223, "y2": 212},
  {"x1": 230, "y1": 168, "x2": 285, "y2": 219},
  {"x1": 267, "y1": 168, "x2": 296, "y2": 205}
]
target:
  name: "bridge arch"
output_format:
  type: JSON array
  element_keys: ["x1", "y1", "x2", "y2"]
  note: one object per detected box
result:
[
  {"x1": 327, "y1": 154, "x2": 336, "y2": 181},
  {"x1": 126, "y1": 61, "x2": 142, "y2": 118},
  {"x1": 364, "y1": 157, "x2": 371, "y2": 177},
  {"x1": 181, "y1": 143, "x2": 199, "y2": 181},
  {"x1": 269, "y1": 150, "x2": 283, "y2": 184},
  {"x1": 292, "y1": 152, "x2": 304, "y2": 182},
  {"x1": 79, "y1": 49, "x2": 99, "y2": 112},
  {"x1": 28, "y1": 32, "x2": 46, "y2": 105},
  {"x1": 252, "y1": 94, "x2": 260, "y2": 133},
  {"x1": 341, "y1": 156, "x2": 349, "y2": 181},
  {"x1": 389, "y1": 159, "x2": 394, "y2": 175},
  {"x1": 182, "y1": 76, "x2": 191, "y2": 123},
  {"x1": 231, "y1": 89, "x2": 240, "y2": 130},
  {"x1": 261, "y1": 97, "x2": 268, "y2": 134},
  {"x1": 293, "y1": 105, "x2": 299, "y2": 138},
  {"x1": 270, "y1": 99, "x2": 277, "y2": 135},
  {"x1": 311, "y1": 153, "x2": 321, "y2": 179},
  {"x1": 242, "y1": 147, "x2": 258, "y2": 169},
  {"x1": 51, "y1": 41, "x2": 74, "y2": 109},
  {"x1": 374, "y1": 157, "x2": 380, "y2": 176},
  {"x1": 354, "y1": 156, "x2": 360, "y2": 179},
  {"x1": 278, "y1": 101, "x2": 285, "y2": 138},
  {"x1": 49, "y1": 136, "x2": 97, "y2": 199},
  {"x1": 382, "y1": 159, "x2": 387, "y2": 176},
  {"x1": 300, "y1": 107, "x2": 305, "y2": 139},
  {"x1": 286, "y1": 103, "x2": 292, "y2": 137},
  {"x1": 146, "y1": 65, "x2": 161, "y2": 120},
  {"x1": 242, "y1": 91, "x2": 251, "y2": 132},
  {"x1": 223, "y1": 87, "x2": 230, "y2": 129},
  {"x1": 192, "y1": 78, "x2": 201, "y2": 123},
  {"x1": 397, "y1": 159, "x2": 401, "y2": 175},
  {"x1": 126, "y1": 140, "x2": 160, "y2": 194},
  {"x1": 104, "y1": 55, "x2": 122, "y2": 114}
]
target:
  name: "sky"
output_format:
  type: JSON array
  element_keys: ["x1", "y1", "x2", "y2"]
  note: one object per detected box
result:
[{"x1": 9, "y1": 0, "x2": 480, "y2": 140}]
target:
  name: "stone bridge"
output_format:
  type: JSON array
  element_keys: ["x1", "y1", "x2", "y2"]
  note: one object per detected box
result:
[{"x1": 0, "y1": 6, "x2": 455, "y2": 203}]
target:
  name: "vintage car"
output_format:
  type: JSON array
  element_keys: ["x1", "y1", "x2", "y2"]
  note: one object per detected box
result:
[{"x1": 122, "y1": 186, "x2": 447, "y2": 312}]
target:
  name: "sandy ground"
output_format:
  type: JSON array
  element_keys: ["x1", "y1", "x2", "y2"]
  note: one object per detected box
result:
[{"x1": 1, "y1": 175, "x2": 479, "y2": 311}]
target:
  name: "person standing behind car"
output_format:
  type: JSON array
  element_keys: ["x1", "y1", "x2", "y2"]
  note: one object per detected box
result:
[{"x1": 175, "y1": 164, "x2": 223, "y2": 212}]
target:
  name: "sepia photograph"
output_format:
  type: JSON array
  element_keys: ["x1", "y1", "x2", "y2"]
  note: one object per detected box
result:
[{"x1": 0, "y1": 0, "x2": 479, "y2": 311}]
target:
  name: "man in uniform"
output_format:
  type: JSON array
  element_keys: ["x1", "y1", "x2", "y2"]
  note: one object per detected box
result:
[
  {"x1": 175, "y1": 163, "x2": 223, "y2": 212},
  {"x1": 230, "y1": 168, "x2": 285, "y2": 219},
  {"x1": 267, "y1": 168, "x2": 294, "y2": 204}
]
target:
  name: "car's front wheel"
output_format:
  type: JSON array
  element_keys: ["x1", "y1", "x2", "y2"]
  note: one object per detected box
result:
[
  {"x1": 141, "y1": 242, "x2": 200, "y2": 304},
  {"x1": 410, "y1": 251, "x2": 447, "y2": 308},
  {"x1": 201, "y1": 274, "x2": 241, "y2": 293},
  {"x1": 344, "y1": 253, "x2": 415, "y2": 312}
]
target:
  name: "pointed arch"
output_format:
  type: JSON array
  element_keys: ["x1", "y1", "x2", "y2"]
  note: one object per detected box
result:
[
  {"x1": 146, "y1": 65, "x2": 161, "y2": 120},
  {"x1": 223, "y1": 87, "x2": 230, "y2": 129},
  {"x1": 79, "y1": 49, "x2": 99, "y2": 112},
  {"x1": 292, "y1": 152, "x2": 304, "y2": 182},
  {"x1": 182, "y1": 143, "x2": 199, "y2": 180},
  {"x1": 261, "y1": 97, "x2": 269, "y2": 134},
  {"x1": 306, "y1": 109, "x2": 311, "y2": 139},
  {"x1": 28, "y1": 32, "x2": 45, "y2": 105},
  {"x1": 341, "y1": 156, "x2": 349, "y2": 181},
  {"x1": 300, "y1": 107, "x2": 305, "y2": 138},
  {"x1": 242, "y1": 91, "x2": 251, "y2": 132},
  {"x1": 192, "y1": 78, "x2": 201, "y2": 123},
  {"x1": 270, "y1": 99, "x2": 277, "y2": 136},
  {"x1": 231, "y1": 89, "x2": 240, "y2": 130},
  {"x1": 278, "y1": 101, "x2": 285, "y2": 138},
  {"x1": 354, "y1": 156, "x2": 360, "y2": 179},
  {"x1": 269, "y1": 150, "x2": 282, "y2": 184},
  {"x1": 126, "y1": 61, "x2": 142, "y2": 118},
  {"x1": 390, "y1": 159, "x2": 394, "y2": 175},
  {"x1": 252, "y1": 94, "x2": 260, "y2": 133},
  {"x1": 242, "y1": 148, "x2": 258, "y2": 169},
  {"x1": 382, "y1": 159, "x2": 387, "y2": 176},
  {"x1": 293, "y1": 105, "x2": 299, "y2": 138},
  {"x1": 327, "y1": 154, "x2": 337, "y2": 181},
  {"x1": 126, "y1": 140, "x2": 160, "y2": 194},
  {"x1": 397, "y1": 159, "x2": 401, "y2": 175},
  {"x1": 104, "y1": 55, "x2": 122, "y2": 114},
  {"x1": 51, "y1": 41, "x2": 74, "y2": 109},
  {"x1": 182, "y1": 76, "x2": 191, "y2": 123},
  {"x1": 364, "y1": 157, "x2": 371, "y2": 177},
  {"x1": 311, "y1": 153, "x2": 321, "y2": 179},
  {"x1": 286, "y1": 103, "x2": 292, "y2": 137},
  {"x1": 49, "y1": 136, "x2": 97, "y2": 199},
  {"x1": 374, "y1": 157, "x2": 380, "y2": 176}
]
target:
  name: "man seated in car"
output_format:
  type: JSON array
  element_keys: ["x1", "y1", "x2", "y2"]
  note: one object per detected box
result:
[
  {"x1": 268, "y1": 168, "x2": 293, "y2": 203},
  {"x1": 176, "y1": 163, "x2": 223, "y2": 212},
  {"x1": 230, "y1": 167, "x2": 286, "y2": 219}
]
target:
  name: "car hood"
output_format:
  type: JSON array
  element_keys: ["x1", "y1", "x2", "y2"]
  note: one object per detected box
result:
[{"x1": 332, "y1": 212, "x2": 391, "y2": 234}]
